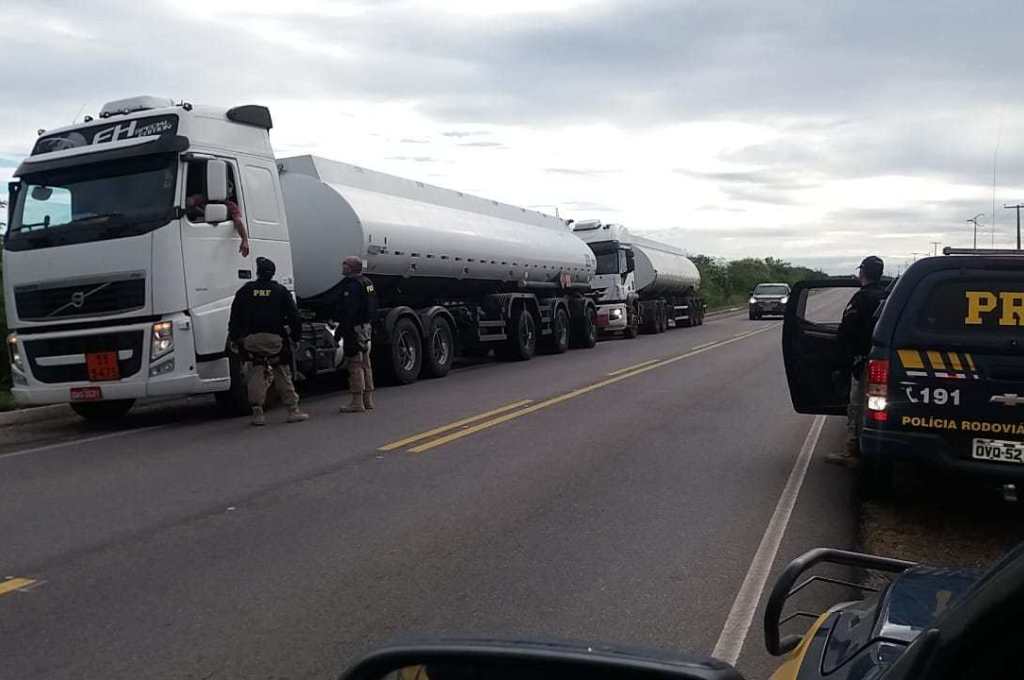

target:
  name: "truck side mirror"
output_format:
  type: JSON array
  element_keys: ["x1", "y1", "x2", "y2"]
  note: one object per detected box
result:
[
  {"x1": 206, "y1": 159, "x2": 229, "y2": 203},
  {"x1": 204, "y1": 204, "x2": 228, "y2": 225}
]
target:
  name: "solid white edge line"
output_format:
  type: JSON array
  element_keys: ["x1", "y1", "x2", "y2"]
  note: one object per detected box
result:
[
  {"x1": 0, "y1": 424, "x2": 169, "y2": 461},
  {"x1": 711, "y1": 414, "x2": 827, "y2": 666}
]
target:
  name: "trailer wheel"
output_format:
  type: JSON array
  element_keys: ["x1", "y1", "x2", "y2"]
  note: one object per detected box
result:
[
  {"x1": 498, "y1": 306, "x2": 537, "y2": 361},
  {"x1": 71, "y1": 399, "x2": 136, "y2": 421},
  {"x1": 543, "y1": 306, "x2": 570, "y2": 354},
  {"x1": 215, "y1": 353, "x2": 250, "y2": 416},
  {"x1": 421, "y1": 316, "x2": 455, "y2": 378},
  {"x1": 387, "y1": 317, "x2": 423, "y2": 384}
]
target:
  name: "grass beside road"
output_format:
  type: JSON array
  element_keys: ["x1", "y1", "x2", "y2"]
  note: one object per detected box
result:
[{"x1": 859, "y1": 471, "x2": 1024, "y2": 569}]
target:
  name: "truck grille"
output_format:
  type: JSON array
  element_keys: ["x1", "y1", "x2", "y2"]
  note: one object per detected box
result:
[
  {"x1": 15, "y1": 276, "x2": 146, "y2": 321},
  {"x1": 23, "y1": 331, "x2": 144, "y2": 384}
]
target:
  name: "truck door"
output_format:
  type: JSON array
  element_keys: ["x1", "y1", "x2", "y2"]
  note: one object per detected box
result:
[
  {"x1": 180, "y1": 157, "x2": 253, "y2": 357},
  {"x1": 782, "y1": 278, "x2": 863, "y2": 414}
]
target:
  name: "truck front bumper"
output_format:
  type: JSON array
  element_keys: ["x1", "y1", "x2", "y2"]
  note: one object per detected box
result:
[
  {"x1": 595, "y1": 303, "x2": 628, "y2": 331},
  {"x1": 8, "y1": 313, "x2": 226, "y2": 406}
]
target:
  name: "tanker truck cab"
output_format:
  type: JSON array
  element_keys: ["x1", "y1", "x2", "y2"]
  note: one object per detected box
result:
[
  {"x1": 5, "y1": 96, "x2": 286, "y2": 419},
  {"x1": 571, "y1": 220, "x2": 703, "y2": 337},
  {"x1": 570, "y1": 220, "x2": 638, "y2": 336}
]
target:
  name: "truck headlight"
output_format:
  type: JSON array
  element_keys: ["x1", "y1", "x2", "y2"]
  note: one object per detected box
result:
[
  {"x1": 609, "y1": 308, "x2": 624, "y2": 320},
  {"x1": 151, "y1": 321, "x2": 174, "y2": 361},
  {"x1": 7, "y1": 334, "x2": 24, "y2": 373},
  {"x1": 749, "y1": 297, "x2": 757, "y2": 305},
  {"x1": 780, "y1": 296, "x2": 789, "y2": 305}
]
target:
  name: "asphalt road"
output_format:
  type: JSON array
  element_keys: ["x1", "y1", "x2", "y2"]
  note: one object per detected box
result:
[{"x1": 0, "y1": 290, "x2": 858, "y2": 680}]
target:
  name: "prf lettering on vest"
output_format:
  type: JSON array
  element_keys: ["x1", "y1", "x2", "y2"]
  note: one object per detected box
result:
[
  {"x1": 253, "y1": 289, "x2": 272, "y2": 298},
  {"x1": 964, "y1": 291, "x2": 1024, "y2": 326}
]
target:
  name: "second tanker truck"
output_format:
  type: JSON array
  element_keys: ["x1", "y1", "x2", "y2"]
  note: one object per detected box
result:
[
  {"x1": 571, "y1": 220, "x2": 704, "y2": 336},
  {"x1": 3, "y1": 96, "x2": 599, "y2": 419}
]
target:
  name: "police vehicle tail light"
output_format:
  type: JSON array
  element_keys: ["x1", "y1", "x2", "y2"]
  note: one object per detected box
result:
[
  {"x1": 866, "y1": 358, "x2": 889, "y2": 422},
  {"x1": 151, "y1": 321, "x2": 174, "y2": 361}
]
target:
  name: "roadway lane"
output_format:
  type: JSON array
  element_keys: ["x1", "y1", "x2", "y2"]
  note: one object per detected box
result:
[{"x1": 0, "y1": 291, "x2": 856, "y2": 680}]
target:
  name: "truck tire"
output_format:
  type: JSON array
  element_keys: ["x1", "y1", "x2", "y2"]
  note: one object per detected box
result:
[
  {"x1": 387, "y1": 317, "x2": 423, "y2": 384},
  {"x1": 624, "y1": 303, "x2": 639, "y2": 339},
  {"x1": 71, "y1": 399, "x2": 136, "y2": 421},
  {"x1": 498, "y1": 305, "x2": 537, "y2": 361},
  {"x1": 543, "y1": 306, "x2": 570, "y2": 354},
  {"x1": 215, "y1": 353, "x2": 250, "y2": 416},
  {"x1": 421, "y1": 316, "x2": 455, "y2": 378},
  {"x1": 657, "y1": 302, "x2": 667, "y2": 333},
  {"x1": 571, "y1": 303, "x2": 598, "y2": 349},
  {"x1": 640, "y1": 302, "x2": 657, "y2": 334}
]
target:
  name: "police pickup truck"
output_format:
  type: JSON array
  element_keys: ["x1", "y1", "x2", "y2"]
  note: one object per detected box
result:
[{"x1": 783, "y1": 249, "x2": 1024, "y2": 492}]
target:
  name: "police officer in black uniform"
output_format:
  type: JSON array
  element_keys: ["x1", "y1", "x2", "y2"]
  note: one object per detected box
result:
[
  {"x1": 228, "y1": 256, "x2": 309, "y2": 425},
  {"x1": 335, "y1": 256, "x2": 378, "y2": 413},
  {"x1": 827, "y1": 255, "x2": 885, "y2": 466}
]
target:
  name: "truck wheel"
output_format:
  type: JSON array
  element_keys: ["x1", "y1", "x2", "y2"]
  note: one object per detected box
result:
[
  {"x1": 624, "y1": 304, "x2": 639, "y2": 339},
  {"x1": 657, "y1": 303, "x2": 667, "y2": 333},
  {"x1": 543, "y1": 306, "x2": 570, "y2": 354},
  {"x1": 571, "y1": 304, "x2": 598, "y2": 349},
  {"x1": 421, "y1": 316, "x2": 455, "y2": 378},
  {"x1": 498, "y1": 306, "x2": 537, "y2": 361},
  {"x1": 387, "y1": 317, "x2": 423, "y2": 384},
  {"x1": 640, "y1": 302, "x2": 657, "y2": 334},
  {"x1": 215, "y1": 353, "x2": 250, "y2": 416},
  {"x1": 71, "y1": 399, "x2": 136, "y2": 421}
]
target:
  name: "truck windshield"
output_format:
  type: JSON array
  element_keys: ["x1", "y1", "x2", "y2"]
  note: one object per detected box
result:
[
  {"x1": 754, "y1": 284, "x2": 789, "y2": 296},
  {"x1": 589, "y1": 241, "x2": 625, "y2": 275},
  {"x1": 7, "y1": 154, "x2": 178, "y2": 250}
]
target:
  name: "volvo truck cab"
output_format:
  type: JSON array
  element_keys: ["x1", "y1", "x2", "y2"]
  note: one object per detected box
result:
[{"x1": 5, "y1": 97, "x2": 287, "y2": 419}]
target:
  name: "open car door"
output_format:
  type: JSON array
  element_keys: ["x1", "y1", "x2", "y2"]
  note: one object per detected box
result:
[{"x1": 783, "y1": 277, "x2": 863, "y2": 414}]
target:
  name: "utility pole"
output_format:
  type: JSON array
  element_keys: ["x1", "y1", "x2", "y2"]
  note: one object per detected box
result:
[
  {"x1": 1004, "y1": 203, "x2": 1023, "y2": 250},
  {"x1": 930, "y1": 241, "x2": 941, "y2": 256},
  {"x1": 967, "y1": 213, "x2": 984, "y2": 249}
]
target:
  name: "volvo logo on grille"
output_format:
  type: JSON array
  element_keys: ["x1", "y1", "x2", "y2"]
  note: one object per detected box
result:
[{"x1": 70, "y1": 291, "x2": 86, "y2": 309}]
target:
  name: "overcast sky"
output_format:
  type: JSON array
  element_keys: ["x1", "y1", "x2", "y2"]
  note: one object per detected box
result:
[{"x1": 3, "y1": 0, "x2": 1023, "y2": 273}]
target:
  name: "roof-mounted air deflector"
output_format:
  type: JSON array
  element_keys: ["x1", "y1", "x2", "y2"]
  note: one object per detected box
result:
[
  {"x1": 99, "y1": 96, "x2": 176, "y2": 118},
  {"x1": 227, "y1": 105, "x2": 273, "y2": 130}
]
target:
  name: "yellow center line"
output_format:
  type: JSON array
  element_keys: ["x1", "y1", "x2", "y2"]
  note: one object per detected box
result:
[
  {"x1": 606, "y1": 359, "x2": 660, "y2": 376},
  {"x1": 409, "y1": 322, "x2": 782, "y2": 454},
  {"x1": 378, "y1": 399, "x2": 533, "y2": 451},
  {"x1": 0, "y1": 577, "x2": 37, "y2": 597},
  {"x1": 690, "y1": 340, "x2": 717, "y2": 350}
]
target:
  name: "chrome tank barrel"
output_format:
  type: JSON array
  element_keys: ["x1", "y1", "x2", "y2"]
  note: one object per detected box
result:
[
  {"x1": 278, "y1": 156, "x2": 596, "y2": 300},
  {"x1": 631, "y1": 236, "x2": 701, "y2": 297}
]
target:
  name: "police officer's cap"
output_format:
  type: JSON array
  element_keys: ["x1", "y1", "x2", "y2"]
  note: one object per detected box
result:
[
  {"x1": 858, "y1": 255, "x2": 884, "y2": 281},
  {"x1": 256, "y1": 256, "x2": 276, "y2": 279}
]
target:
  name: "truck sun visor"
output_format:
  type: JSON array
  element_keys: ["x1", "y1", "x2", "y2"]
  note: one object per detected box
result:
[{"x1": 226, "y1": 105, "x2": 273, "y2": 130}]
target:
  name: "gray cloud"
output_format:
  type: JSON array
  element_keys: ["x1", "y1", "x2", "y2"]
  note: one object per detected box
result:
[{"x1": 456, "y1": 141, "x2": 505, "y2": 148}]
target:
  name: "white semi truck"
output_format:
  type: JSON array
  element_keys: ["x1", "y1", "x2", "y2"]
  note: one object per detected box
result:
[
  {"x1": 571, "y1": 220, "x2": 703, "y2": 336},
  {"x1": 3, "y1": 96, "x2": 599, "y2": 420}
]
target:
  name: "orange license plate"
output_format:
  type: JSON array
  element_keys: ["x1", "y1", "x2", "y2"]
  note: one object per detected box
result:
[
  {"x1": 86, "y1": 352, "x2": 120, "y2": 381},
  {"x1": 70, "y1": 386, "x2": 103, "y2": 401}
]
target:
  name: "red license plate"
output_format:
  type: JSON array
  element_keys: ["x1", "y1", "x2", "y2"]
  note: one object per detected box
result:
[
  {"x1": 86, "y1": 352, "x2": 120, "y2": 381},
  {"x1": 70, "y1": 386, "x2": 103, "y2": 401}
]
